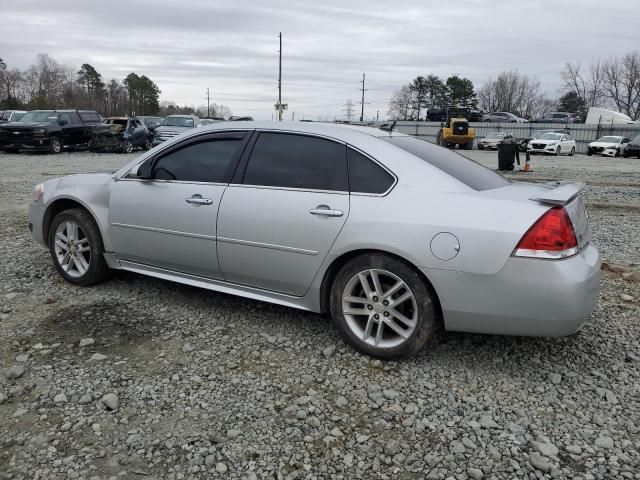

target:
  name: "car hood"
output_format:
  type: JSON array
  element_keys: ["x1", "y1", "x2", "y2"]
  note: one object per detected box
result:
[
  {"x1": 589, "y1": 141, "x2": 620, "y2": 148},
  {"x1": 155, "y1": 126, "x2": 191, "y2": 133},
  {"x1": 481, "y1": 137, "x2": 503, "y2": 142},
  {"x1": 0, "y1": 121, "x2": 51, "y2": 129},
  {"x1": 93, "y1": 124, "x2": 125, "y2": 136},
  {"x1": 529, "y1": 139, "x2": 559, "y2": 145}
]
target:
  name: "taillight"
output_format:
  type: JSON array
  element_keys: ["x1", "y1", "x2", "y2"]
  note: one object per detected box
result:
[{"x1": 514, "y1": 206, "x2": 578, "y2": 259}]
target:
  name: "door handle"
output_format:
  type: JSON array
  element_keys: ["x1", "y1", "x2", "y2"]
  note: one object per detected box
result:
[
  {"x1": 185, "y1": 195, "x2": 213, "y2": 206},
  {"x1": 309, "y1": 206, "x2": 343, "y2": 217}
]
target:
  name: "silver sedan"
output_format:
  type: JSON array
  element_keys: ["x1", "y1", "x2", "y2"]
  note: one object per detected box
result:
[{"x1": 29, "y1": 122, "x2": 601, "y2": 358}]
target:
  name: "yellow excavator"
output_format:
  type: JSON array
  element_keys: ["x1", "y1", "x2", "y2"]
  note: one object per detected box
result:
[{"x1": 436, "y1": 107, "x2": 475, "y2": 150}]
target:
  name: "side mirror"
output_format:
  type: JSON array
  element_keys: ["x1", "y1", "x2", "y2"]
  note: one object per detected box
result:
[{"x1": 135, "y1": 160, "x2": 154, "y2": 179}]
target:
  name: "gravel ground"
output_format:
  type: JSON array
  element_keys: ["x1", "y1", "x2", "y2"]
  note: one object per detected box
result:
[{"x1": 0, "y1": 148, "x2": 639, "y2": 480}]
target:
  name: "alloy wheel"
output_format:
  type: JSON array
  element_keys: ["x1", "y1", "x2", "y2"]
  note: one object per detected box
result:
[
  {"x1": 341, "y1": 269, "x2": 418, "y2": 349},
  {"x1": 53, "y1": 221, "x2": 91, "y2": 278}
]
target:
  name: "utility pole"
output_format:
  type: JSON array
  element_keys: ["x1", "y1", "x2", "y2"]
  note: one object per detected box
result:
[
  {"x1": 376, "y1": 110, "x2": 379, "y2": 122},
  {"x1": 292, "y1": 111, "x2": 295, "y2": 121},
  {"x1": 205, "y1": 87, "x2": 210, "y2": 118},
  {"x1": 359, "y1": 73, "x2": 366, "y2": 122},
  {"x1": 277, "y1": 32, "x2": 283, "y2": 121}
]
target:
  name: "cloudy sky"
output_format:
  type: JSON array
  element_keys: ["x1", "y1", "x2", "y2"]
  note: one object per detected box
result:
[{"x1": 1, "y1": 0, "x2": 638, "y2": 120}]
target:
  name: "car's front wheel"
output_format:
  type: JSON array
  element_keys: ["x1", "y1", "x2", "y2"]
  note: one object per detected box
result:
[
  {"x1": 329, "y1": 254, "x2": 440, "y2": 359},
  {"x1": 121, "y1": 140, "x2": 134, "y2": 154},
  {"x1": 49, "y1": 209, "x2": 111, "y2": 286},
  {"x1": 570, "y1": 147, "x2": 575, "y2": 156},
  {"x1": 49, "y1": 137, "x2": 62, "y2": 154}
]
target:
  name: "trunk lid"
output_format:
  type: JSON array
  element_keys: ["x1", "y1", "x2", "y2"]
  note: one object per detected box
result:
[{"x1": 478, "y1": 181, "x2": 591, "y2": 251}]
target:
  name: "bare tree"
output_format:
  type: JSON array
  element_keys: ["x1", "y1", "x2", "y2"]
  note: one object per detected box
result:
[
  {"x1": 387, "y1": 85, "x2": 415, "y2": 120},
  {"x1": 478, "y1": 70, "x2": 543, "y2": 118},
  {"x1": 560, "y1": 60, "x2": 606, "y2": 119},
  {"x1": 602, "y1": 51, "x2": 640, "y2": 120}
]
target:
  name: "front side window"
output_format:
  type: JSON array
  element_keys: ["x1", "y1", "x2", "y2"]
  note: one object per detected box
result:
[
  {"x1": 58, "y1": 113, "x2": 71, "y2": 125},
  {"x1": 152, "y1": 136, "x2": 245, "y2": 183},
  {"x1": 348, "y1": 148, "x2": 394, "y2": 194},
  {"x1": 242, "y1": 132, "x2": 348, "y2": 191},
  {"x1": 79, "y1": 112, "x2": 100, "y2": 122}
]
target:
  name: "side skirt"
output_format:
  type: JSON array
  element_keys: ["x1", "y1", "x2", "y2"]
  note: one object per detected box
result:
[{"x1": 117, "y1": 259, "x2": 317, "y2": 313}]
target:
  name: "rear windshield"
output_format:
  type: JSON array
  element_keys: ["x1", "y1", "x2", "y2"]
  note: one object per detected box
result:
[{"x1": 381, "y1": 136, "x2": 510, "y2": 191}]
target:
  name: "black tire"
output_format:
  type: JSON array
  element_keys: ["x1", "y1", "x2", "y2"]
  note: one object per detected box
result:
[
  {"x1": 615, "y1": 148, "x2": 620, "y2": 157},
  {"x1": 464, "y1": 141, "x2": 473, "y2": 150},
  {"x1": 570, "y1": 147, "x2": 575, "y2": 156},
  {"x1": 478, "y1": 145, "x2": 484, "y2": 150},
  {"x1": 48, "y1": 209, "x2": 111, "y2": 286},
  {"x1": 49, "y1": 137, "x2": 63, "y2": 154},
  {"x1": 143, "y1": 138, "x2": 152, "y2": 151},
  {"x1": 555, "y1": 146, "x2": 561, "y2": 156},
  {"x1": 329, "y1": 254, "x2": 440, "y2": 359},
  {"x1": 122, "y1": 140, "x2": 134, "y2": 154},
  {"x1": 587, "y1": 150, "x2": 592, "y2": 156}
]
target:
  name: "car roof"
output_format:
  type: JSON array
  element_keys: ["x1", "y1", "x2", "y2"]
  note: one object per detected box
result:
[
  {"x1": 194, "y1": 121, "x2": 409, "y2": 141},
  {"x1": 105, "y1": 117, "x2": 129, "y2": 120}
]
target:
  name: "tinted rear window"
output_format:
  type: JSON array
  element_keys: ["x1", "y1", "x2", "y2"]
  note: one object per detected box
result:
[
  {"x1": 79, "y1": 112, "x2": 100, "y2": 122},
  {"x1": 243, "y1": 132, "x2": 347, "y2": 191},
  {"x1": 381, "y1": 136, "x2": 509, "y2": 191}
]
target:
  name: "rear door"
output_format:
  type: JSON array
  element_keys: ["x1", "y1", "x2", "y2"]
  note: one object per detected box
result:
[
  {"x1": 109, "y1": 131, "x2": 249, "y2": 278},
  {"x1": 217, "y1": 131, "x2": 350, "y2": 295}
]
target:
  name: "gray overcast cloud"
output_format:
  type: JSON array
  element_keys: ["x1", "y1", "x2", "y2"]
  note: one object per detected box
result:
[{"x1": 1, "y1": 0, "x2": 638, "y2": 119}]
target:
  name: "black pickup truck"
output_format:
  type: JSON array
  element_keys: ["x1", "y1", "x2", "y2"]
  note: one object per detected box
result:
[{"x1": 0, "y1": 109, "x2": 101, "y2": 153}]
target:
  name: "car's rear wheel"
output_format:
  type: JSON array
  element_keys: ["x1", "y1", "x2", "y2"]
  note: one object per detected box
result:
[
  {"x1": 570, "y1": 147, "x2": 575, "y2": 156},
  {"x1": 49, "y1": 209, "x2": 111, "y2": 286},
  {"x1": 329, "y1": 254, "x2": 439, "y2": 359},
  {"x1": 49, "y1": 137, "x2": 62, "y2": 154}
]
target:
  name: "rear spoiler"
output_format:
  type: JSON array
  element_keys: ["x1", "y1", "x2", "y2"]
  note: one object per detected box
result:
[{"x1": 529, "y1": 181, "x2": 585, "y2": 205}]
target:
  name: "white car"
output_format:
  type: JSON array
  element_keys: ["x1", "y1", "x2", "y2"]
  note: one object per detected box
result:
[
  {"x1": 528, "y1": 132, "x2": 576, "y2": 156},
  {"x1": 587, "y1": 136, "x2": 630, "y2": 157},
  {"x1": 477, "y1": 132, "x2": 506, "y2": 150}
]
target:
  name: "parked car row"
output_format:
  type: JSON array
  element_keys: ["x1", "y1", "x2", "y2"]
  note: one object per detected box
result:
[
  {"x1": 476, "y1": 130, "x2": 640, "y2": 157},
  {"x1": 0, "y1": 110, "x2": 254, "y2": 154}
]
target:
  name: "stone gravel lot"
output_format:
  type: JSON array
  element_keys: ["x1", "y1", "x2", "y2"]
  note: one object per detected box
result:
[{"x1": 0, "y1": 147, "x2": 639, "y2": 480}]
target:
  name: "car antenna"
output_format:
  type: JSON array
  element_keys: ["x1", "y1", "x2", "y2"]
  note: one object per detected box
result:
[{"x1": 379, "y1": 119, "x2": 397, "y2": 134}]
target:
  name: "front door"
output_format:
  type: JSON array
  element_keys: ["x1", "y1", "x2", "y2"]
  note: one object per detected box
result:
[
  {"x1": 108, "y1": 131, "x2": 248, "y2": 279},
  {"x1": 217, "y1": 131, "x2": 350, "y2": 296}
]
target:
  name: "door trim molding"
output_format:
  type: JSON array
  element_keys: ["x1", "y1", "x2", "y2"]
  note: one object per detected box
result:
[
  {"x1": 110, "y1": 222, "x2": 217, "y2": 241},
  {"x1": 217, "y1": 236, "x2": 319, "y2": 256}
]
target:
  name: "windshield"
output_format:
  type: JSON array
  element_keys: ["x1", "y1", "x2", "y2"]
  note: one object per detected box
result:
[
  {"x1": 539, "y1": 133, "x2": 563, "y2": 140},
  {"x1": 19, "y1": 111, "x2": 58, "y2": 123},
  {"x1": 487, "y1": 132, "x2": 505, "y2": 139},
  {"x1": 596, "y1": 136, "x2": 621, "y2": 143},
  {"x1": 144, "y1": 117, "x2": 161, "y2": 124},
  {"x1": 13, "y1": 112, "x2": 26, "y2": 121},
  {"x1": 381, "y1": 136, "x2": 509, "y2": 191},
  {"x1": 163, "y1": 117, "x2": 194, "y2": 127}
]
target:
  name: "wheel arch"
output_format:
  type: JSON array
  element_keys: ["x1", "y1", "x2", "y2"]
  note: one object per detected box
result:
[
  {"x1": 42, "y1": 197, "x2": 105, "y2": 246},
  {"x1": 319, "y1": 248, "x2": 443, "y2": 321}
]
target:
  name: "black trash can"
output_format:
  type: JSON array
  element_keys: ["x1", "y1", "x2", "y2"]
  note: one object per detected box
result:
[{"x1": 498, "y1": 138, "x2": 520, "y2": 171}]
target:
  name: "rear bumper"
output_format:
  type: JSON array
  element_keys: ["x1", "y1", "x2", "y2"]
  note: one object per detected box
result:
[{"x1": 426, "y1": 244, "x2": 601, "y2": 337}]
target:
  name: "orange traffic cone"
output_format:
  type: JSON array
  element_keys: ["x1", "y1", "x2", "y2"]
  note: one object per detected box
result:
[{"x1": 523, "y1": 159, "x2": 532, "y2": 172}]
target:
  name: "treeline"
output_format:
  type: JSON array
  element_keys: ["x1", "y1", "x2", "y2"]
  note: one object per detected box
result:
[
  {"x1": 0, "y1": 54, "x2": 161, "y2": 116},
  {"x1": 388, "y1": 49, "x2": 640, "y2": 121}
]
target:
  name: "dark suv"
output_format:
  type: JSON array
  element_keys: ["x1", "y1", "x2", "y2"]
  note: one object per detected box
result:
[{"x1": 0, "y1": 109, "x2": 101, "y2": 153}]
